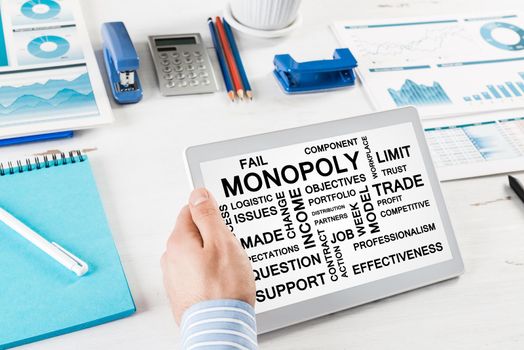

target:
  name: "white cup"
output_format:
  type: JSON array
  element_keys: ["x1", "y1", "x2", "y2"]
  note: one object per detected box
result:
[{"x1": 230, "y1": 0, "x2": 302, "y2": 31}]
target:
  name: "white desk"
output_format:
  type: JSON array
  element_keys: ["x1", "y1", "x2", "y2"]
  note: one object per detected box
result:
[{"x1": 7, "y1": 0, "x2": 524, "y2": 348}]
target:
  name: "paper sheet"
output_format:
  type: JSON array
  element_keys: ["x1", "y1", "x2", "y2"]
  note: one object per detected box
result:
[
  {"x1": 0, "y1": 0, "x2": 112, "y2": 139},
  {"x1": 332, "y1": 13, "x2": 524, "y2": 119},
  {"x1": 333, "y1": 13, "x2": 524, "y2": 180},
  {"x1": 424, "y1": 113, "x2": 524, "y2": 181}
]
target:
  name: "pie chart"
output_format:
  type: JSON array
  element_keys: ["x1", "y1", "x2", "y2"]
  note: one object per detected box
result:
[
  {"x1": 21, "y1": 0, "x2": 61, "y2": 20},
  {"x1": 27, "y1": 35, "x2": 70, "y2": 59},
  {"x1": 481, "y1": 22, "x2": 524, "y2": 51}
]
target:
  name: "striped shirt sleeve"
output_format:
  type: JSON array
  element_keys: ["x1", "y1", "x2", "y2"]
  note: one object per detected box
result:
[{"x1": 180, "y1": 299, "x2": 258, "y2": 350}]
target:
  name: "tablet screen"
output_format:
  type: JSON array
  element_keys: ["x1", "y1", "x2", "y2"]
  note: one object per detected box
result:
[{"x1": 199, "y1": 122, "x2": 453, "y2": 313}]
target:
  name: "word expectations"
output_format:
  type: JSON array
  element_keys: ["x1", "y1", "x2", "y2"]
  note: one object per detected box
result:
[{"x1": 200, "y1": 123, "x2": 453, "y2": 313}]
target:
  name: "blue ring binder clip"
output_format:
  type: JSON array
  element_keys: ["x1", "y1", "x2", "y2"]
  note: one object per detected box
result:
[
  {"x1": 102, "y1": 22, "x2": 143, "y2": 104},
  {"x1": 273, "y1": 48, "x2": 358, "y2": 94}
]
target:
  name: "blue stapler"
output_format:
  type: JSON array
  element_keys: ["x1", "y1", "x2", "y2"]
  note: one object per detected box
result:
[
  {"x1": 273, "y1": 48, "x2": 358, "y2": 94},
  {"x1": 102, "y1": 22, "x2": 143, "y2": 104}
]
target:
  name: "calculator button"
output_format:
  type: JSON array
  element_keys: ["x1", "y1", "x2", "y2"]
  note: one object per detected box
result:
[
  {"x1": 194, "y1": 51, "x2": 201, "y2": 56},
  {"x1": 171, "y1": 52, "x2": 180, "y2": 58},
  {"x1": 159, "y1": 52, "x2": 168, "y2": 59},
  {"x1": 184, "y1": 58, "x2": 193, "y2": 64},
  {"x1": 162, "y1": 66, "x2": 172, "y2": 73},
  {"x1": 183, "y1": 51, "x2": 191, "y2": 57},
  {"x1": 201, "y1": 79, "x2": 210, "y2": 85},
  {"x1": 189, "y1": 80, "x2": 199, "y2": 86},
  {"x1": 166, "y1": 81, "x2": 176, "y2": 88},
  {"x1": 188, "y1": 72, "x2": 197, "y2": 79},
  {"x1": 164, "y1": 74, "x2": 174, "y2": 80},
  {"x1": 177, "y1": 81, "x2": 188, "y2": 87},
  {"x1": 176, "y1": 73, "x2": 185, "y2": 80},
  {"x1": 161, "y1": 59, "x2": 170, "y2": 66},
  {"x1": 174, "y1": 65, "x2": 183, "y2": 72},
  {"x1": 199, "y1": 71, "x2": 209, "y2": 78},
  {"x1": 197, "y1": 64, "x2": 206, "y2": 70},
  {"x1": 196, "y1": 57, "x2": 204, "y2": 63},
  {"x1": 186, "y1": 64, "x2": 195, "y2": 71},
  {"x1": 173, "y1": 58, "x2": 182, "y2": 65}
]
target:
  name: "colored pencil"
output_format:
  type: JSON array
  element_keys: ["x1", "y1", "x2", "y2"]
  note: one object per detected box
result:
[
  {"x1": 215, "y1": 16, "x2": 244, "y2": 99},
  {"x1": 207, "y1": 18, "x2": 235, "y2": 101},
  {"x1": 223, "y1": 19, "x2": 252, "y2": 100}
]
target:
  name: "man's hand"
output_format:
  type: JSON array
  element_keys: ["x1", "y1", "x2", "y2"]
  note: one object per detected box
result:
[{"x1": 161, "y1": 188, "x2": 256, "y2": 324}]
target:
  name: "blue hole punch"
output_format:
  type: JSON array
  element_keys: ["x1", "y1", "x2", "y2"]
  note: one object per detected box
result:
[{"x1": 273, "y1": 48, "x2": 358, "y2": 94}]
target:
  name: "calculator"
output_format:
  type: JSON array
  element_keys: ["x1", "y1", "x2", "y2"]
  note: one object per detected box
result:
[{"x1": 148, "y1": 33, "x2": 218, "y2": 96}]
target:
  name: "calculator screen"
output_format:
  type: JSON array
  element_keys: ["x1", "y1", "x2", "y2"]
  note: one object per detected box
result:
[{"x1": 155, "y1": 37, "x2": 196, "y2": 46}]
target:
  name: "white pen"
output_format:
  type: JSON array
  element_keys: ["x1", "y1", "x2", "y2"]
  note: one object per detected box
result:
[{"x1": 0, "y1": 207, "x2": 89, "y2": 277}]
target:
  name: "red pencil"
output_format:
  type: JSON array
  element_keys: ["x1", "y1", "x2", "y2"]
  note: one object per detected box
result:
[{"x1": 215, "y1": 16, "x2": 244, "y2": 99}]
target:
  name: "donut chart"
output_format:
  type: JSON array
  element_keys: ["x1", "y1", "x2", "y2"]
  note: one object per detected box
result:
[
  {"x1": 27, "y1": 35, "x2": 70, "y2": 59},
  {"x1": 21, "y1": 0, "x2": 61, "y2": 20},
  {"x1": 481, "y1": 22, "x2": 524, "y2": 51}
]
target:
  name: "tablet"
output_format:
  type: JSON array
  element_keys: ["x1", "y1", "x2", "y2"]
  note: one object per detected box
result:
[{"x1": 185, "y1": 107, "x2": 464, "y2": 333}]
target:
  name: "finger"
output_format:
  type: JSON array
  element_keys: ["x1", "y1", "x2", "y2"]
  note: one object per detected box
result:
[
  {"x1": 168, "y1": 205, "x2": 203, "y2": 248},
  {"x1": 188, "y1": 188, "x2": 227, "y2": 244},
  {"x1": 160, "y1": 253, "x2": 166, "y2": 270}
]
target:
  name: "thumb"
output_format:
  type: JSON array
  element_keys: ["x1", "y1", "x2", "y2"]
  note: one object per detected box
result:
[{"x1": 188, "y1": 188, "x2": 227, "y2": 244}]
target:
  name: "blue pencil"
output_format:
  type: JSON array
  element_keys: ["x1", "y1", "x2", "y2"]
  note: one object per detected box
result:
[
  {"x1": 223, "y1": 19, "x2": 252, "y2": 100},
  {"x1": 207, "y1": 18, "x2": 235, "y2": 101}
]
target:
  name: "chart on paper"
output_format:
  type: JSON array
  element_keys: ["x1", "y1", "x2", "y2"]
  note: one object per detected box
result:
[
  {"x1": 13, "y1": 26, "x2": 83, "y2": 65},
  {"x1": 0, "y1": 66, "x2": 97, "y2": 126},
  {"x1": 10, "y1": 0, "x2": 75, "y2": 27},
  {"x1": 423, "y1": 115, "x2": 524, "y2": 180},
  {"x1": 0, "y1": 0, "x2": 112, "y2": 139},
  {"x1": 333, "y1": 14, "x2": 524, "y2": 118}
]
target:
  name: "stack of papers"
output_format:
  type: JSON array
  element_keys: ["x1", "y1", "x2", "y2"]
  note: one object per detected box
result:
[{"x1": 333, "y1": 13, "x2": 524, "y2": 180}]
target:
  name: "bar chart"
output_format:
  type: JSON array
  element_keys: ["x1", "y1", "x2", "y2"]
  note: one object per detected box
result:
[
  {"x1": 388, "y1": 79, "x2": 452, "y2": 106},
  {"x1": 463, "y1": 72, "x2": 524, "y2": 102}
]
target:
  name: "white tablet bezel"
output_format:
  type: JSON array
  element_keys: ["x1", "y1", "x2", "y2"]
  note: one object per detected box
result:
[{"x1": 185, "y1": 107, "x2": 464, "y2": 334}]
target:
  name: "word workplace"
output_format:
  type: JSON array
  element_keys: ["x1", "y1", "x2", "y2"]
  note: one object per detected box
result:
[{"x1": 202, "y1": 124, "x2": 452, "y2": 313}]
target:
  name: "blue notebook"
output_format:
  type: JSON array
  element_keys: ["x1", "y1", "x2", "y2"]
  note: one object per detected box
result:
[{"x1": 0, "y1": 153, "x2": 135, "y2": 349}]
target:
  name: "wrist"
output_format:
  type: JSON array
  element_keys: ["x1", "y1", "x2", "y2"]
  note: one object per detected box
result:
[{"x1": 180, "y1": 299, "x2": 258, "y2": 350}]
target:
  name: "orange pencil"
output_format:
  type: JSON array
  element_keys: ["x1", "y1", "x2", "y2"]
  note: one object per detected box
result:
[{"x1": 215, "y1": 16, "x2": 244, "y2": 99}]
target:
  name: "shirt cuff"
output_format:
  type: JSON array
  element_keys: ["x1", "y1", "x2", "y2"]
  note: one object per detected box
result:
[{"x1": 180, "y1": 299, "x2": 258, "y2": 350}]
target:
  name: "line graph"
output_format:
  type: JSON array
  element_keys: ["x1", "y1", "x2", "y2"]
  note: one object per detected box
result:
[
  {"x1": 345, "y1": 24, "x2": 477, "y2": 65},
  {"x1": 0, "y1": 71, "x2": 98, "y2": 125},
  {"x1": 357, "y1": 27, "x2": 467, "y2": 55}
]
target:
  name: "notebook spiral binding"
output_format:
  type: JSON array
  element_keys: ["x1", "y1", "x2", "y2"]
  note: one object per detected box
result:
[{"x1": 0, "y1": 150, "x2": 85, "y2": 176}]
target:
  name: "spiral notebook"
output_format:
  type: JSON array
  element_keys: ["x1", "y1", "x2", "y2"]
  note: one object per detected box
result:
[{"x1": 0, "y1": 152, "x2": 135, "y2": 349}]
